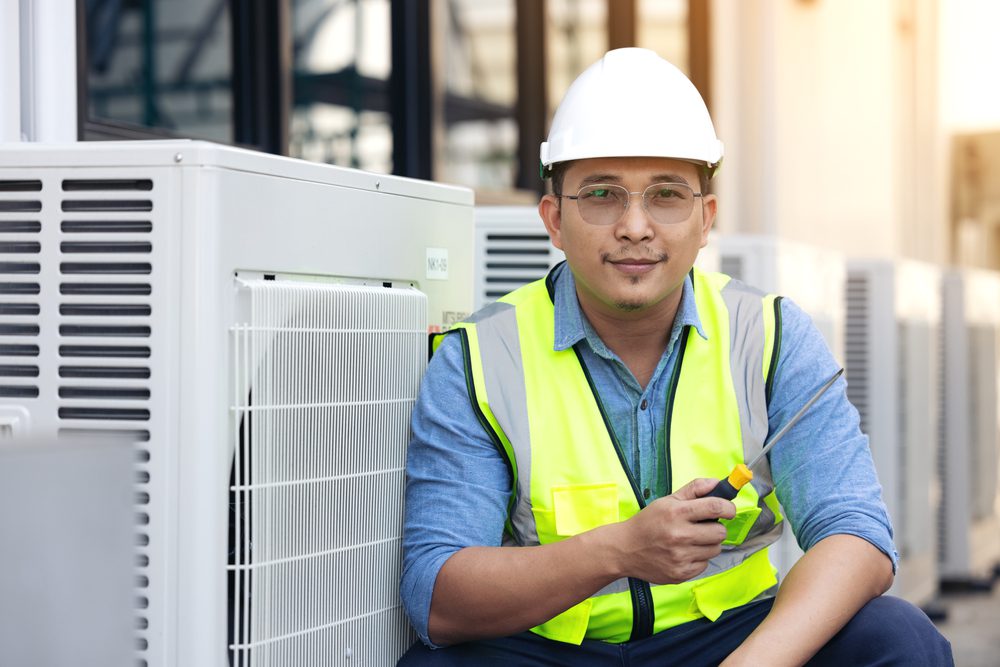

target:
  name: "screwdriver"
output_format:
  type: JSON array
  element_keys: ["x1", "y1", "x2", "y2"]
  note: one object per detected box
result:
[{"x1": 704, "y1": 368, "x2": 845, "y2": 500}]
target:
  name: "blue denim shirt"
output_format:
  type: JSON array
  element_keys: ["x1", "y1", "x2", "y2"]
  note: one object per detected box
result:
[{"x1": 401, "y1": 263, "x2": 896, "y2": 646}]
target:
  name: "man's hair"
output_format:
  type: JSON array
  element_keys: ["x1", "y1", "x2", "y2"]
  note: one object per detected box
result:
[{"x1": 549, "y1": 161, "x2": 711, "y2": 198}]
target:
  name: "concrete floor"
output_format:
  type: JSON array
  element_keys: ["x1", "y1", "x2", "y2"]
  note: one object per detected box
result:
[{"x1": 934, "y1": 582, "x2": 1000, "y2": 666}]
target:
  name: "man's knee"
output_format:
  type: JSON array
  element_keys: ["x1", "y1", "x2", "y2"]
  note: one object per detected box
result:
[{"x1": 810, "y1": 596, "x2": 953, "y2": 666}]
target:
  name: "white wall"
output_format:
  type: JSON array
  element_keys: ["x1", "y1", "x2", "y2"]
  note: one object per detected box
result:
[{"x1": 711, "y1": 0, "x2": 945, "y2": 264}]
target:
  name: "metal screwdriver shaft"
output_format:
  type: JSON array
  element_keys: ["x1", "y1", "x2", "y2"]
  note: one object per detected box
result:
[{"x1": 704, "y1": 367, "x2": 845, "y2": 500}]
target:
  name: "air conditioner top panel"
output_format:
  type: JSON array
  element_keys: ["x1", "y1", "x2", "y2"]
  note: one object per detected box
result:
[
  {"x1": 0, "y1": 140, "x2": 473, "y2": 207},
  {"x1": 475, "y1": 206, "x2": 544, "y2": 226}
]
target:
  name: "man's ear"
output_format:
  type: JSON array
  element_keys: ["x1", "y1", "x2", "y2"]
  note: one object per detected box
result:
[
  {"x1": 699, "y1": 194, "x2": 718, "y2": 248},
  {"x1": 539, "y1": 194, "x2": 563, "y2": 251}
]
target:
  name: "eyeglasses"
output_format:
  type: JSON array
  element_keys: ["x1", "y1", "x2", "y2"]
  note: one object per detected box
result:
[{"x1": 559, "y1": 182, "x2": 704, "y2": 226}]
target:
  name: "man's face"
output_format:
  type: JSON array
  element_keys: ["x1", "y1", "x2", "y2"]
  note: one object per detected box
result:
[{"x1": 539, "y1": 156, "x2": 717, "y2": 320}]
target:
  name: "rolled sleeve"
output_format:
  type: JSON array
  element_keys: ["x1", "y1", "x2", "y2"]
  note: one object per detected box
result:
[
  {"x1": 401, "y1": 333, "x2": 513, "y2": 646},
  {"x1": 768, "y1": 299, "x2": 898, "y2": 571}
]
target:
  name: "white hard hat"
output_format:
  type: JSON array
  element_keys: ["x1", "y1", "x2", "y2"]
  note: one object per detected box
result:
[{"x1": 540, "y1": 48, "x2": 724, "y2": 178}]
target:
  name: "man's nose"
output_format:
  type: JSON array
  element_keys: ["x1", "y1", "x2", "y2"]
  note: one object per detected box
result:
[{"x1": 615, "y1": 193, "x2": 655, "y2": 241}]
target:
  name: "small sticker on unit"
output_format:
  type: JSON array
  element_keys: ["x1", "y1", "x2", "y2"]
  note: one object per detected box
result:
[{"x1": 426, "y1": 248, "x2": 449, "y2": 280}]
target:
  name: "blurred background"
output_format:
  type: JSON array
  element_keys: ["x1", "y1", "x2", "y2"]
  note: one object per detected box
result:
[{"x1": 77, "y1": 0, "x2": 1000, "y2": 268}]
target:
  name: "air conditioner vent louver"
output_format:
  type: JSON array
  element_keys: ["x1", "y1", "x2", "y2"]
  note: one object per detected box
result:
[
  {"x1": 0, "y1": 180, "x2": 42, "y2": 192},
  {"x1": 0, "y1": 282, "x2": 40, "y2": 295},
  {"x1": 0, "y1": 364, "x2": 39, "y2": 377},
  {"x1": 0, "y1": 241, "x2": 41, "y2": 253},
  {"x1": 62, "y1": 179, "x2": 153, "y2": 192},
  {"x1": 0, "y1": 262, "x2": 41, "y2": 273},
  {"x1": 0, "y1": 304, "x2": 41, "y2": 316},
  {"x1": 62, "y1": 220, "x2": 153, "y2": 234},
  {"x1": 0, "y1": 221, "x2": 42, "y2": 233},
  {"x1": 62, "y1": 200, "x2": 153, "y2": 213},
  {"x1": 482, "y1": 231, "x2": 553, "y2": 300},
  {"x1": 55, "y1": 177, "x2": 157, "y2": 660},
  {"x1": 60, "y1": 365, "x2": 150, "y2": 380},
  {"x1": 0, "y1": 201, "x2": 42, "y2": 213},
  {"x1": 0, "y1": 183, "x2": 42, "y2": 400},
  {"x1": 60, "y1": 283, "x2": 152, "y2": 296},
  {"x1": 61, "y1": 262, "x2": 152, "y2": 275}
]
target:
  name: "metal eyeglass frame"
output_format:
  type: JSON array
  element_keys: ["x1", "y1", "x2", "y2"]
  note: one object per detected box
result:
[{"x1": 559, "y1": 182, "x2": 705, "y2": 225}]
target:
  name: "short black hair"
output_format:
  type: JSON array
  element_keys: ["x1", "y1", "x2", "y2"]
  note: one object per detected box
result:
[{"x1": 548, "y1": 161, "x2": 711, "y2": 197}]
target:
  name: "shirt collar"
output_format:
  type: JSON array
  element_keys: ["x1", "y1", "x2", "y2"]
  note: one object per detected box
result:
[{"x1": 551, "y1": 262, "x2": 708, "y2": 354}]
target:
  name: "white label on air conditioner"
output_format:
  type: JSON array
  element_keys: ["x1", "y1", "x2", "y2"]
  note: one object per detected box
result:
[{"x1": 426, "y1": 247, "x2": 449, "y2": 280}]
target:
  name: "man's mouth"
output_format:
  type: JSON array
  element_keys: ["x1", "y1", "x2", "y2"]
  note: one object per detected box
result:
[{"x1": 604, "y1": 248, "x2": 667, "y2": 273}]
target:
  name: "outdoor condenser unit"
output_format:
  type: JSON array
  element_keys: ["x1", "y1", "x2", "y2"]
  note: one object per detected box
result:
[
  {"x1": 716, "y1": 235, "x2": 846, "y2": 581},
  {"x1": 473, "y1": 206, "x2": 563, "y2": 310},
  {"x1": 0, "y1": 140, "x2": 474, "y2": 666},
  {"x1": 939, "y1": 269, "x2": 1000, "y2": 584},
  {"x1": 473, "y1": 206, "x2": 721, "y2": 309},
  {"x1": 845, "y1": 259, "x2": 941, "y2": 607}
]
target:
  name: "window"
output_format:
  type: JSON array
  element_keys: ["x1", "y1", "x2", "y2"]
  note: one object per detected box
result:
[
  {"x1": 83, "y1": 0, "x2": 234, "y2": 142},
  {"x1": 290, "y1": 0, "x2": 393, "y2": 173}
]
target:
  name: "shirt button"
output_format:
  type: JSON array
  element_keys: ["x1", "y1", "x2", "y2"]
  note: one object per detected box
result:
[
  {"x1": 640, "y1": 399, "x2": 648, "y2": 410},
  {"x1": 643, "y1": 488, "x2": 651, "y2": 499}
]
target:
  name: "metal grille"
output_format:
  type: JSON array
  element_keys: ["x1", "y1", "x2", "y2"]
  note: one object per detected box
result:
[
  {"x1": 936, "y1": 310, "x2": 950, "y2": 565},
  {"x1": 230, "y1": 279, "x2": 424, "y2": 666},
  {"x1": 970, "y1": 324, "x2": 999, "y2": 520},
  {"x1": 54, "y1": 177, "x2": 156, "y2": 662},
  {"x1": 896, "y1": 320, "x2": 909, "y2": 557},
  {"x1": 482, "y1": 232, "x2": 553, "y2": 302},
  {"x1": 844, "y1": 274, "x2": 871, "y2": 434},
  {"x1": 0, "y1": 180, "x2": 42, "y2": 401}
]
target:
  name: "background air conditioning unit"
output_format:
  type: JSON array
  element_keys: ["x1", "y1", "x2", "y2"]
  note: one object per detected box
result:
[
  {"x1": 0, "y1": 140, "x2": 474, "y2": 666},
  {"x1": 716, "y1": 234, "x2": 846, "y2": 580},
  {"x1": 845, "y1": 259, "x2": 941, "y2": 607},
  {"x1": 939, "y1": 268, "x2": 1000, "y2": 585},
  {"x1": 473, "y1": 206, "x2": 563, "y2": 310}
]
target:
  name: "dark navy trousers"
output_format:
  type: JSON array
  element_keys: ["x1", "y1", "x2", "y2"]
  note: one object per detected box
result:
[{"x1": 398, "y1": 596, "x2": 953, "y2": 666}]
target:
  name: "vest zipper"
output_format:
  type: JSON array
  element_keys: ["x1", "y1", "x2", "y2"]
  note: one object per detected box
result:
[{"x1": 573, "y1": 345, "x2": 655, "y2": 641}]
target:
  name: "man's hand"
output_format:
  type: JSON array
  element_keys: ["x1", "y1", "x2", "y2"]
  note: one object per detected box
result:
[
  {"x1": 428, "y1": 477, "x2": 734, "y2": 645},
  {"x1": 611, "y1": 477, "x2": 735, "y2": 584}
]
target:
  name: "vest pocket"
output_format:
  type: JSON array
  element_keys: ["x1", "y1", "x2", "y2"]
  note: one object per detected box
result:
[
  {"x1": 690, "y1": 550, "x2": 777, "y2": 621},
  {"x1": 536, "y1": 483, "x2": 620, "y2": 537},
  {"x1": 720, "y1": 506, "x2": 761, "y2": 545},
  {"x1": 531, "y1": 597, "x2": 594, "y2": 645}
]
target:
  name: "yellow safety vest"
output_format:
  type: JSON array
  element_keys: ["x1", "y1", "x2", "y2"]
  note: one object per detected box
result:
[{"x1": 435, "y1": 266, "x2": 785, "y2": 644}]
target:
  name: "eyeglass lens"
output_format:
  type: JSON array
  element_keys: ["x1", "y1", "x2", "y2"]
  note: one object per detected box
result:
[{"x1": 575, "y1": 183, "x2": 696, "y2": 225}]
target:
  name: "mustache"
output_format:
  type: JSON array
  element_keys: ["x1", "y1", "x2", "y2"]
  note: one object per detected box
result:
[{"x1": 602, "y1": 245, "x2": 668, "y2": 262}]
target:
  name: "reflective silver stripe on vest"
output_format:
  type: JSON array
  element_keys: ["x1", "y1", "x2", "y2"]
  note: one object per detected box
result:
[
  {"x1": 719, "y1": 279, "x2": 778, "y2": 544},
  {"x1": 720, "y1": 279, "x2": 770, "y2": 464},
  {"x1": 467, "y1": 301, "x2": 539, "y2": 546}
]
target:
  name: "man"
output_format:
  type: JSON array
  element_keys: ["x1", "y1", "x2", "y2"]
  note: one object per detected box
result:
[{"x1": 399, "y1": 48, "x2": 952, "y2": 665}]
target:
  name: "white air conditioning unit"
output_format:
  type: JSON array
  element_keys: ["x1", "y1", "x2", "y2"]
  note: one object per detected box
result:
[
  {"x1": 0, "y1": 140, "x2": 474, "y2": 666},
  {"x1": 473, "y1": 206, "x2": 563, "y2": 310},
  {"x1": 716, "y1": 234, "x2": 846, "y2": 580},
  {"x1": 845, "y1": 259, "x2": 941, "y2": 607},
  {"x1": 718, "y1": 235, "x2": 845, "y2": 363},
  {"x1": 939, "y1": 268, "x2": 1000, "y2": 585}
]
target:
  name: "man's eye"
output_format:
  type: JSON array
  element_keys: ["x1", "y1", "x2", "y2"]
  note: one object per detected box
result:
[
  {"x1": 584, "y1": 188, "x2": 612, "y2": 199},
  {"x1": 655, "y1": 188, "x2": 682, "y2": 199}
]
